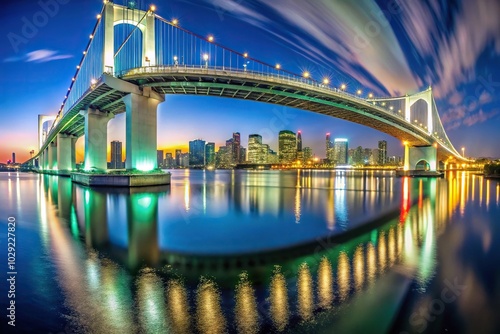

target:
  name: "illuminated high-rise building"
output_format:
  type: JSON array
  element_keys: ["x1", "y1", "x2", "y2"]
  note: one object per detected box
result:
[
  {"x1": 189, "y1": 139, "x2": 206, "y2": 167},
  {"x1": 297, "y1": 131, "x2": 303, "y2": 151},
  {"x1": 157, "y1": 149, "x2": 164, "y2": 168},
  {"x1": 165, "y1": 153, "x2": 174, "y2": 168},
  {"x1": 378, "y1": 140, "x2": 387, "y2": 165},
  {"x1": 326, "y1": 133, "x2": 334, "y2": 161},
  {"x1": 175, "y1": 149, "x2": 182, "y2": 167},
  {"x1": 110, "y1": 140, "x2": 122, "y2": 169},
  {"x1": 248, "y1": 134, "x2": 263, "y2": 163},
  {"x1": 303, "y1": 147, "x2": 313, "y2": 162},
  {"x1": 232, "y1": 132, "x2": 241, "y2": 163},
  {"x1": 12, "y1": 152, "x2": 16, "y2": 164},
  {"x1": 333, "y1": 138, "x2": 348, "y2": 164},
  {"x1": 278, "y1": 130, "x2": 297, "y2": 163},
  {"x1": 205, "y1": 142, "x2": 215, "y2": 167}
]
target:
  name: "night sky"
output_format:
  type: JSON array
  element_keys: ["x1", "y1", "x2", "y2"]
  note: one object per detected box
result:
[{"x1": 1, "y1": 0, "x2": 499, "y2": 163}]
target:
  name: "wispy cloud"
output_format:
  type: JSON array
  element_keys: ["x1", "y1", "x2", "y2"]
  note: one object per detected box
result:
[
  {"x1": 3, "y1": 49, "x2": 72, "y2": 63},
  {"x1": 397, "y1": 0, "x2": 500, "y2": 98},
  {"x1": 201, "y1": 0, "x2": 419, "y2": 96},
  {"x1": 463, "y1": 109, "x2": 499, "y2": 126}
]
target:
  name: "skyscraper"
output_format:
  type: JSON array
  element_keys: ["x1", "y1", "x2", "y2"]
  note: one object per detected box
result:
[
  {"x1": 326, "y1": 133, "x2": 334, "y2": 161},
  {"x1": 303, "y1": 147, "x2": 313, "y2": 162},
  {"x1": 12, "y1": 152, "x2": 16, "y2": 164},
  {"x1": 232, "y1": 132, "x2": 241, "y2": 163},
  {"x1": 205, "y1": 142, "x2": 215, "y2": 167},
  {"x1": 165, "y1": 153, "x2": 174, "y2": 168},
  {"x1": 157, "y1": 149, "x2": 164, "y2": 168},
  {"x1": 278, "y1": 130, "x2": 297, "y2": 163},
  {"x1": 239, "y1": 147, "x2": 246, "y2": 163},
  {"x1": 189, "y1": 139, "x2": 206, "y2": 167},
  {"x1": 110, "y1": 140, "x2": 122, "y2": 169},
  {"x1": 248, "y1": 134, "x2": 263, "y2": 163},
  {"x1": 297, "y1": 131, "x2": 302, "y2": 152},
  {"x1": 378, "y1": 140, "x2": 387, "y2": 165},
  {"x1": 175, "y1": 149, "x2": 182, "y2": 167},
  {"x1": 333, "y1": 138, "x2": 348, "y2": 164}
]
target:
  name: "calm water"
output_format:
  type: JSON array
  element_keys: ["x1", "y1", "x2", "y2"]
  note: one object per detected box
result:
[{"x1": 0, "y1": 170, "x2": 499, "y2": 333}]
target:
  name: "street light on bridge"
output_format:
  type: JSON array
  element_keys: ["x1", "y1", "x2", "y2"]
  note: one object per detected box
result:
[
  {"x1": 203, "y1": 53, "x2": 209, "y2": 68},
  {"x1": 356, "y1": 89, "x2": 362, "y2": 95},
  {"x1": 173, "y1": 56, "x2": 178, "y2": 66},
  {"x1": 208, "y1": 35, "x2": 214, "y2": 42},
  {"x1": 368, "y1": 93, "x2": 373, "y2": 98},
  {"x1": 323, "y1": 78, "x2": 329, "y2": 85},
  {"x1": 340, "y1": 83, "x2": 346, "y2": 91},
  {"x1": 303, "y1": 71, "x2": 310, "y2": 78}
]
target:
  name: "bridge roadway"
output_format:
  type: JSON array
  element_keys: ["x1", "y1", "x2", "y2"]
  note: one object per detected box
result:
[{"x1": 39, "y1": 65, "x2": 456, "y2": 161}]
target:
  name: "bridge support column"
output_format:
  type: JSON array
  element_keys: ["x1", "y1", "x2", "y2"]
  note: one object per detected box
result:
[
  {"x1": 42, "y1": 148, "x2": 49, "y2": 170},
  {"x1": 48, "y1": 141, "x2": 57, "y2": 170},
  {"x1": 404, "y1": 145, "x2": 437, "y2": 172},
  {"x1": 81, "y1": 108, "x2": 114, "y2": 171},
  {"x1": 57, "y1": 134, "x2": 77, "y2": 171},
  {"x1": 124, "y1": 89, "x2": 165, "y2": 171}
]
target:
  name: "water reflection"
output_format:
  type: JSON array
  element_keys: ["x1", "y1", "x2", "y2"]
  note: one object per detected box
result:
[
  {"x1": 234, "y1": 272, "x2": 259, "y2": 334},
  {"x1": 166, "y1": 279, "x2": 191, "y2": 334},
  {"x1": 269, "y1": 267, "x2": 289, "y2": 332},
  {"x1": 317, "y1": 257, "x2": 333, "y2": 308},
  {"x1": 297, "y1": 263, "x2": 314, "y2": 321},
  {"x1": 195, "y1": 278, "x2": 227, "y2": 334},
  {"x1": 3, "y1": 170, "x2": 499, "y2": 333}
]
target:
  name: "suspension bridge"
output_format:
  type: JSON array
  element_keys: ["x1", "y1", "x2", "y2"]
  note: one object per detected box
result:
[{"x1": 29, "y1": 2, "x2": 465, "y2": 180}]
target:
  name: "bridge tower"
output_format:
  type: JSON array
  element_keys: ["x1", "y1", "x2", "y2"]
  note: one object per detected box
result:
[
  {"x1": 38, "y1": 115, "x2": 56, "y2": 169},
  {"x1": 100, "y1": 1, "x2": 165, "y2": 170},
  {"x1": 404, "y1": 87, "x2": 433, "y2": 135},
  {"x1": 102, "y1": 1, "x2": 156, "y2": 74}
]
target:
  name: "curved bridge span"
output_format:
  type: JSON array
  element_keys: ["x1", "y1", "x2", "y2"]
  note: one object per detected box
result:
[{"x1": 31, "y1": 1, "x2": 464, "y2": 174}]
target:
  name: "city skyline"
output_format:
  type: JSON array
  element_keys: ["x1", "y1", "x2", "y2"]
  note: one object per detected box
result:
[{"x1": 1, "y1": 0, "x2": 499, "y2": 163}]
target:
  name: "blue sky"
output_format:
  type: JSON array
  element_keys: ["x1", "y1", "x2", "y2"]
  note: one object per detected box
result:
[{"x1": 1, "y1": 0, "x2": 499, "y2": 163}]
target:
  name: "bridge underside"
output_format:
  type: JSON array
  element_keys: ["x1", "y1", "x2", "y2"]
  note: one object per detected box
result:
[
  {"x1": 35, "y1": 70, "x2": 458, "y2": 170},
  {"x1": 123, "y1": 70, "x2": 433, "y2": 147}
]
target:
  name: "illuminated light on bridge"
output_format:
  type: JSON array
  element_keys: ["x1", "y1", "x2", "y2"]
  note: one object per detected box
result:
[
  {"x1": 207, "y1": 35, "x2": 214, "y2": 42},
  {"x1": 28, "y1": 1, "x2": 467, "y2": 178}
]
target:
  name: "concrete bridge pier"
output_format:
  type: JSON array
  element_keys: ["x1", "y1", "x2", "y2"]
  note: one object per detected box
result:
[
  {"x1": 57, "y1": 133, "x2": 77, "y2": 171},
  {"x1": 48, "y1": 141, "x2": 57, "y2": 170},
  {"x1": 39, "y1": 150, "x2": 45, "y2": 170},
  {"x1": 80, "y1": 108, "x2": 114, "y2": 171},
  {"x1": 404, "y1": 144, "x2": 438, "y2": 172},
  {"x1": 124, "y1": 88, "x2": 165, "y2": 171}
]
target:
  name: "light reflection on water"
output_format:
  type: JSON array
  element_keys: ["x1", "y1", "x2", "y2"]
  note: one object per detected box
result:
[{"x1": 1, "y1": 170, "x2": 499, "y2": 333}]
